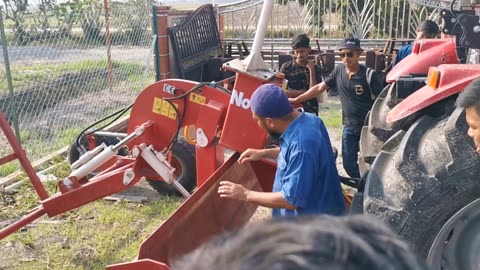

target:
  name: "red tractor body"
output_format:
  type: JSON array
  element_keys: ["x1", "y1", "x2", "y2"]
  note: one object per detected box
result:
[
  {"x1": 387, "y1": 64, "x2": 480, "y2": 123},
  {"x1": 386, "y1": 39, "x2": 459, "y2": 83}
]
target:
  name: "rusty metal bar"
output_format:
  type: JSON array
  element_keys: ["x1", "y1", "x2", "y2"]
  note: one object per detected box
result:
[
  {"x1": 0, "y1": 153, "x2": 18, "y2": 166},
  {"x1": 0, "y1": 207, "x2": 47, "y2": 240},
  {"x1": 0, "y1": 111, "x2": 49, "y2": 200}
]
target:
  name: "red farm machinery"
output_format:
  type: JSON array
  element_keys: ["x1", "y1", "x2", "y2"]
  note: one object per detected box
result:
[{"x1": 2, "y1": 0, "x2": 480, "y2": 269}]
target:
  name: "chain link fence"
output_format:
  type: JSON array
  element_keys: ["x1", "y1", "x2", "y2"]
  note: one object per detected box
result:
[{"x1": 0, "y1": 0, "x2": 157, "y2": 179}]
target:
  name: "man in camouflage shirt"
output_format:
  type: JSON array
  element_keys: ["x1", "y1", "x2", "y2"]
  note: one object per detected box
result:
[{"x1": 280, "y1": 34, "x2": 322, "y2": 115}]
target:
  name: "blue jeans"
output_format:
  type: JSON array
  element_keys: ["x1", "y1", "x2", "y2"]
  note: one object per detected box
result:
[{"x1": 342, "y1": 126, "x2": 361, "y2": 179}]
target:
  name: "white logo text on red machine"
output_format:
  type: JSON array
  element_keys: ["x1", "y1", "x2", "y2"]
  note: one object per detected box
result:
[{"x1": 230, "y1": 89, "x2": 251, "y2": 109}]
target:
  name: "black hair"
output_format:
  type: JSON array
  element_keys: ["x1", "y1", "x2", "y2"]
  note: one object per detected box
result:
[
  {"x1": 292, "y1": 34, "x2": 310, "y2": 49},
  {"x1": 456, "y1": 78, "x2": 480, "y2": 114},
  {"x1": 418, "y1": 20, "x2": 440, "y2": 38},
  {"x1": 172, "y1": 215, "x2": 428, "y2": 270}
]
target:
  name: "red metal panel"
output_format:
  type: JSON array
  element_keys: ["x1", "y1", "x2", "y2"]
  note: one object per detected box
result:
[
  {"x1": 386, "y1": 39, "x2": 459, "y2": 83},
  {"x1": 387, "y1": 64, "x2": 480, "y2": 123},
  {"x1": 195, "y1": 101, "x2": 227, "y2": 186},
  {"x1": 196, "y1": 146, "x2": 218, "y2": 188},
  {"x1": 219, "y1": 72, "x2": 269, "y2": 152},
  {"x1": 127, "y1": 79, "x2": 230, "y2": 153},
  {"x1": 250, "y1": 159, "x2": 276, "y2": 192},
  {"x1": 137, "y1": 153, "x2": 262, "y2": 265},
  {"x1": 107, "y1": 259, "x2": 170, "y2": 270}
]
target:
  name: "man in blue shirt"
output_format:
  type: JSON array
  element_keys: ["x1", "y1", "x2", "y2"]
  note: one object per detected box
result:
[
  {"x1": 394, "y1": 20, "x2": 439, "y2": 65},
  {"x1": 217, "y1": 84, "x2": 345, "y2": 216}
]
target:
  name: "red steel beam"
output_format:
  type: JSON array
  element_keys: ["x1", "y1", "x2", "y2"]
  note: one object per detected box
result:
[
  {"x1": 0, "y1": 207, "x2": 46, "y2": 240},
  {"x1": 0, "y1": 111, "x2": 49, "y2": 200}
]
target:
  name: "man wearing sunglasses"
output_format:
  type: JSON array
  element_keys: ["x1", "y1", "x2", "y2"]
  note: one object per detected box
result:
[
  {"x1": 289, "y1": 38, "x2": 382, "y2": 179},
  {"x1": 280, "y1": 34, "x2": 323, "y2": 115}
]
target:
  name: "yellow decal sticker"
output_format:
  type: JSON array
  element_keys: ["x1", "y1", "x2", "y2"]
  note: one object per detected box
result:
[
  {"x1": 152, "y1": 97, "x2": 163, "y2": 115},
  {"x1": 189, "y1": 93, "x2": 206, "y2": 105},
  {"x1": 152, "y1": 97, "x2": 178, "y2": 120}
]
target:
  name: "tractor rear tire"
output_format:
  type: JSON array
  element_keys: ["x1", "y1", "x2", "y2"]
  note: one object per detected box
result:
[
  {"x1": 147, "y1": 138, "x2": 196, "y2": 196},
  {"x1": 358, "y1": 84, "x2": 401, "y2": 174},
  {"x1": 363, "y1": 108, "x2": 480, "y2": 267},
  {"x1": 358, "y1": 84, "x2": 454, "y2": 175},
  {"x1": 68, "y1": 135, "x2": 127, "y2": 165}
]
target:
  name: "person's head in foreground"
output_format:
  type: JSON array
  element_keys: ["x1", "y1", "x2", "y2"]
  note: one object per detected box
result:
[
  {"x1": 456, "y1": 78, "x2": 480, "y2": 154},
  {"x1": 172, "y1": 215, "x2": 428, "y2": 270}
]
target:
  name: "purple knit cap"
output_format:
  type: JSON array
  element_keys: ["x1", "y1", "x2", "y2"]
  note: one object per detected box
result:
[{"x1": 250, "y1": 84, "x2": 293, "y2": 118}]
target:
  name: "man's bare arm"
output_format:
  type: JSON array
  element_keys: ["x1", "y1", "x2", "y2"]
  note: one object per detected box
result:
[
  {"x1": 289, "y1": 82, "x2": 329, "y2": 104},
  {"x1": 283, "y1": 89, "x2": 305, "y2": 98},
  {"x1": 238, "y1": 147, "x2": 280, "y2": 164},
  {"x1": 307, "y1": 61, "x2": 317, "y2": 90},
  {"x1": 218, "y1": 181, "x2": 296, "y2": 210},
  {"x1": 245, "y1": 190, "x2": 296, "y2": 209}
]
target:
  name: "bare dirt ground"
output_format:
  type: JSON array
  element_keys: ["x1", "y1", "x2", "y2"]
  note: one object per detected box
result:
[{"x1": 1, "y1": 46, "x2": 150, "y2": 65}]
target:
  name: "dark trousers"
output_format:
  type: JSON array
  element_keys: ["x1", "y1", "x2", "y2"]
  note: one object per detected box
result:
[{"x1": 342, "y1": 126, "x2": 361, "y2": 178}]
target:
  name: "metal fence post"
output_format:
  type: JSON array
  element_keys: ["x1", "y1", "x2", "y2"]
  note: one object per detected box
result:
[
  {"x1": 103, "y1": 0, "x2": 113, "y2": 91},
  {"x1": 0, "y1": 8, "x2": 21, "y2": 143},
  {"x1": 152, "y1": 6, "x2": 161, "y2": 82}
]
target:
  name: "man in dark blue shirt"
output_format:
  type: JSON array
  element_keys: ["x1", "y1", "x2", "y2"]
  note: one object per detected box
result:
[
  {"x1": 217, "y1": 84, "x2": 345, "y2": 216},
  {"x1": 394, "y1": 20, "x2": 439, "y2": 65},
  {"x1": 290, "y1": 38, "x2": 383, "y2": 178}
]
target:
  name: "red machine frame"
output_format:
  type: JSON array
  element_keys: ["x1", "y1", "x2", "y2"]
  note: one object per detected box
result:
[{"x1": 0, "y1": 65, "x2": 280, "y2": 269}]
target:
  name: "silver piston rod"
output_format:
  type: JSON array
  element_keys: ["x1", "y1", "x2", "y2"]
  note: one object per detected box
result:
[
  {"x1": 137, "y1": 144, "x2": 191, "y2": 198},
  {"x1": 69, "y1": 126, "x2": 145, "y2": 180}
]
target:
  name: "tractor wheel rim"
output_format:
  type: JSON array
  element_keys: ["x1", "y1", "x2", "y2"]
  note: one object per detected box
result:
[
  {"x1": 427, "y1": 197, "x2": 480, "y2": 270},
  {"x1": 169, "y1": 156, "x2": 183, "y2": 180}
]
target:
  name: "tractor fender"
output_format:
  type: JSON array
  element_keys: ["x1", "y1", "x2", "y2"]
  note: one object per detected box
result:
[
  {"x1": 386, "y1": 39, "x2": 459, "y2": 83},
  {"x1": 387, "y1": 64, "x2": 480, "y2": 124}
]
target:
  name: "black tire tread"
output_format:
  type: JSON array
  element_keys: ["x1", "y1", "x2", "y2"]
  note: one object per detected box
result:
[{"x1": 364, "y1": 108, "x2": 480, "y2": 259}]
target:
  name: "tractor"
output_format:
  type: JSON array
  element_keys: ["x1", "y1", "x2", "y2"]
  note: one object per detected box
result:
[
  {"x1": 353, "y1": 0, "x2": 480, "y2": 269},
  {"x1": 1, "y1": 0, "x2": 480, "y2": 269}
]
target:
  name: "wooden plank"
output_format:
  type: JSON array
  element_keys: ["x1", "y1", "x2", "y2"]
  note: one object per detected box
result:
[
  {"x1": 104, "y1": 194, "x2": 148, "y2": 203},
  {"x1": 0, "y1": 145, "x2": 69, "y2": 187}
]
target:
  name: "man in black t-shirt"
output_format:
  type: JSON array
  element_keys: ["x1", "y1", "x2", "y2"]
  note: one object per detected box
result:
[
  {"x1": 280, "y1": 34, "x2": 322, "y2": 115},
  {"x1": 289, "y1": 38, "x2": 382, "y2": 178}
]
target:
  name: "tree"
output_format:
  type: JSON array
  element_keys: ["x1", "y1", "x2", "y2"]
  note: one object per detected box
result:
[
  {"x1": 1, "y1": 0, "x2": 30, "y2": 44},
  {"x1": 110, "y1": 0, "x2": 158, "y2": 45},
  {"x1": 62, "y1": 0, "x2": 103, "y2": 42}
]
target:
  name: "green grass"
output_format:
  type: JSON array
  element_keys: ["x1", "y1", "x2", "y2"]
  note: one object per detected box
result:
[
  {"x1": 0, "y1": 60, "x2": 145, "y2": 93},
  {"x1": 0, "y1": 148, "x2": 182, "y2": 269},
  {"x1": 319, "y1": 108, "x2": 342, "y2": 129},
  {"x1": 0, "y1": 162, "x2": 21, "y2": 178},
  {"x1": 1, "y1": 168, "x2": 182, "y2": 269}
]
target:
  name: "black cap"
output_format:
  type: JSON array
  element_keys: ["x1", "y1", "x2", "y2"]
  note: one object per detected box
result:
[{"x1": 338, "y1": 38, "x2": 363, "y2": 51}]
